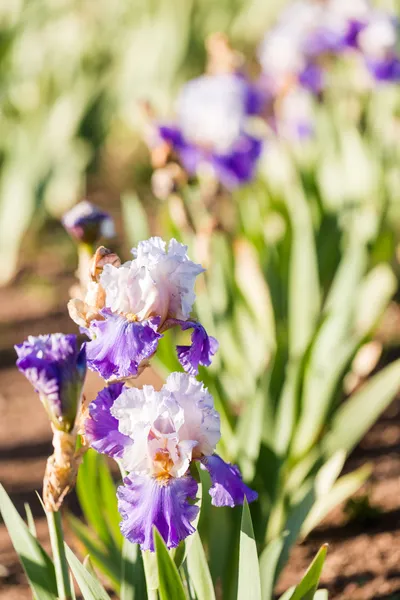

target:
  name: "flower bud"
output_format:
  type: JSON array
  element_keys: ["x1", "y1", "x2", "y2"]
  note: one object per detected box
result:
[
  {"x1": 62, "y1": 200, "x2": 115, "y2": 245},
  {"x1": 15, "y1": 334, "x2": 87, "y2": 432}
]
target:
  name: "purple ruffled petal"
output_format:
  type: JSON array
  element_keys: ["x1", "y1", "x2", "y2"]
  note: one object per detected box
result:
[
  {"x1": 85, "y1": 383, "x2": 131, "y2": 458},
  {"x1": 163, "y1": 318, "x2": 218, "y2": 376},
  {"x1": 86, "y1": 311, "x2": 162, "y2": 380},
  {"x1": 201, "y1": 454, "x2": 258, "y2": 508},
  {"x1": 117, "y1": 473, "x2": 199, "y2": 551}
]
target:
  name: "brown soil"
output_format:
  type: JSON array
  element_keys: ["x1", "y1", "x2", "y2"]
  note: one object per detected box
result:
[{"x1": 0, "y1": 277, "x2": 400, "y2": 600}]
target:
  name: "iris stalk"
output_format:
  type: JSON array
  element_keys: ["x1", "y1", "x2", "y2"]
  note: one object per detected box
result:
[{"x1": 46, "y1": 509, "x2": 72, "y2": 600}]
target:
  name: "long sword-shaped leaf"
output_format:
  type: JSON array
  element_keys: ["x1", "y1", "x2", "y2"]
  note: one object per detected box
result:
[
  {"x1": 260, "y1": 536, "x2": 285, "y2": 600},
  {"x1": 238, "y1": 499, "x2": 261, "y2": 600},
  {"x1": 287, "y1": 186, "x2": 320, "y2": 360},
  {"x1": 324, "y1": 358, "x2": 400, "y2": 456},
  {"x1": 289, "y1": 545, "x2": 327, "y2": 600},
  {"x1": 154, "y1": 529, "x2": 187, "y2": 600},
  {"x1": 0, "y1": 485, "x2": 57, "y2": 600},
  {"x1": 301, "y1": 464, "x2": 371, "y2": 537},
  {"x1": 187, "y1": 531, "x2": 216, "y2": 600},
  {"x1": 120, "y1": 539, "x2": 147, "y2": 600},
  {"x1": 65, "y1": 544, "x2": 111, "y2": 600}
]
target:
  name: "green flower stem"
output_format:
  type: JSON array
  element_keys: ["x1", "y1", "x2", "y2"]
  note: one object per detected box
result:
[{"x1": 46, "y1": 509, "x2": 72, "y2": 600}]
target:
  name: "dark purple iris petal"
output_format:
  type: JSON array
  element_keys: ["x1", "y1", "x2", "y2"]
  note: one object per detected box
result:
[
  {"x1": 85, "y1": 383, "x2": 130, "y2": 458},
  {"x1": 158, "y1": 125, "x2": 186, "y2": 148},
  {"x1": 117, "y1": 473, "x2": 199, "y2": 551},
  {"x1": 163, "y1": 318, "x2": 219, "y2": 376},
  {"x1": 86, "y1": 311, "x2": 162, "y2": 380},
  {"x1": 15, "y1": 334, "x2": 86, "y2": 432},
  {"x1": 367, "y1": 55, "x2": 400, "y2": 82},
  {"x1": 344, "y1": 20, "x2": 367, "y2": 49},
  {"x1": 157, "y1": 126, "x2": 262, "y2": 189},
  {"x1": 201, "y1": 454, "x2": 258, "y2": 508},
  {"x1": 211, "y1": 134, "x2": 263, "y2": 189}
]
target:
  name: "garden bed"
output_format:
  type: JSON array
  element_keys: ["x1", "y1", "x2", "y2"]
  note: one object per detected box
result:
[{"x1": 0, "y1": 279, "x2": 399, "y2": 600}]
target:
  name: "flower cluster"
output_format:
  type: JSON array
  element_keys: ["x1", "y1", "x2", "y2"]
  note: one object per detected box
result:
[
  {"x1": 153, "y1": 73, "x2": 263, "y2": 189},
  {"x1": 148, "y1": 1, "x2": 400, "y2": 186},
  {"x1": 258, "y1": 0, "x2": 400, "y2": 93},
  {"x1": 85, "y1": 373, "x2": 257, "y2": 551},
  {"x1": 68, "y1": 237, "x2": 218, "y2": 381},
  {"x1": 70, "y1": 233, "x2": 257, "y2": 550}
]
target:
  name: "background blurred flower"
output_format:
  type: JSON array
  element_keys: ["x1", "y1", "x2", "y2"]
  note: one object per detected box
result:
[
  {"x1": 62, "y1": 200, "x2": 115, "y2": 246},
  {"x1": 155, "y1": 74, "x2": 263, "y2": 188}
]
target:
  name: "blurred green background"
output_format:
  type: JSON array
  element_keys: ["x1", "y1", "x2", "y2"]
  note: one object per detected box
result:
[{"x1": 0, "y1": 0, "x2": 287, "y2": 284}]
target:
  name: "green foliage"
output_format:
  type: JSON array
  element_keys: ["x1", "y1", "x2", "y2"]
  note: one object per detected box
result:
[
  {"x1": 154, "y1": 530, "x2": 187, "y2": 600},
  {"x1": 1, "y1": 484, "x2": 328, "y2": 600},
  {"x1": 0, "y1": 484, "x2": 57, "y2": 600},
  {"x1": 65, "y1": 544, "x2": 111, "y2": 600},
  {"x1": 238, "y1": 499, "x2": 261, "y2": 600}
]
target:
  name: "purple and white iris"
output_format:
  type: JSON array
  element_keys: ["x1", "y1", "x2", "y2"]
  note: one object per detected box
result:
[
  {"x1": 76, "y1": 237, "x2": 218, "y2": 380},
  {"x1": 62, "y1": 201, "x2": 115, "y2": 245},
  {"x1": 85, "y1": 373, "x2": 257, "y2": 551},
  {"x1": 156, "y1": 74, "x2": 263, "y2": 188},
  {"x1": 258, "y1": 0, "x2": 400, "y2": 94},
  {"x1": 15, "y1": 334, "x2": 86, "y2": 432}
]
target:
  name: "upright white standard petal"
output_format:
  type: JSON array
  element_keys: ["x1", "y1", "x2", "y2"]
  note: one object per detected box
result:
[
  {"x1": 165, "y1": 372, "x2": 221, "y2": 457},
  {"x1": 100, "y1": 237, "x2": 204, "y2": 324},
  {"x1": 177, "y1": 74, "x2": 248, "y2": 153},
  {"x1": 101, "y1": 261, "x2": 132, "y2": 314}
]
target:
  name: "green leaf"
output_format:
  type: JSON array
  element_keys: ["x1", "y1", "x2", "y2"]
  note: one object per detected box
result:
[
  {"x1": 142, "y1": 549, "x2": 159, "y2": 593},
  {"x1": 98, "y1": 456, "x2": 123, "y2": 547},
  {"x1": 259, "y1": 536, "x2": 285, "y2": 600},
  {"x1": 76, "y1": 450, "x2": 115, "y2": 548},
  {"x1": 120, "y1": 539, "x2": 147, "y2": 600},
  {"x1": 24, "y1": 503, "x2": 37, "y2": 537},
  {"x1": 237, "y1": 385, "x2": 266, "y2": 481},
  {"x1": 154, "y1": 529, "x2": 187, "y2": 600},
  {"x1": 278, "y1": 589, "x2": 295, "y2": 600},
  {"x1": 277, "y1": 487, "x2": 315, "y2": 579},
  {"x1": 289, "y1": 545, "x2": 327, "y2": 600},
  {"x1": 355, "y1": 264, "x2": 396, "y2": 337},
  {"x1": 301, "y1": 464, "x2": 371, "y2": 537},
  {"x1": 121, "y1": 191, "x2": 149, "y2": 247},
  {"x1": 287, "y1": 186, "x2": 320, "y2": 359},
  {"x1": 65, "y1": 544, "x2": 111, "y2": 600},
  {"x1": 238, "y1": 499, "x2": 261, "y2": 600},
  {"x1": 324, "y1": 358, "x2": 400, "y2": 456},
  {"x1": 68, "y1": 514, "x2": 121, "y2": 589},
  {"x1": 314, "y1": 590, "x2": 329, "y2": 600},
  {"x1": 187, "y1": 531, "x2": 215, "y2": 600},
  {"x1": 0, "y1": 485, "x2": 57, "y2": 600}
]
